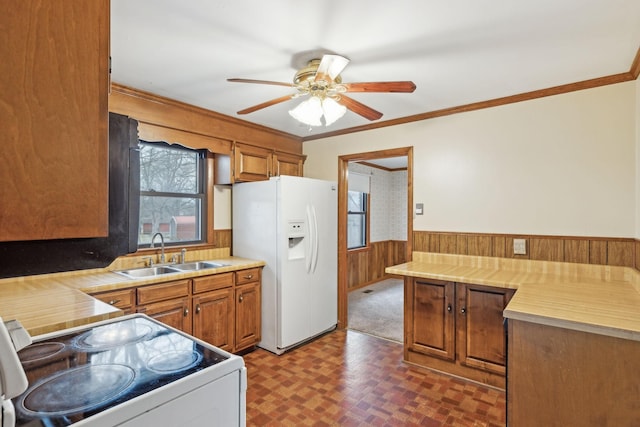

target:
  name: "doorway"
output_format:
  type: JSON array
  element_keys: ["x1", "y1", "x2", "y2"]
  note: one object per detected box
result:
[{"x1": 337, "y1": 147, "x2": 413, "y2": 334}]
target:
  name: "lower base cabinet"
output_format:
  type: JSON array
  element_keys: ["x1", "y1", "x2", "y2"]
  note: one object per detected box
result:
[
  {"x1": 405, "y1": 278, "x2": 514, "y2": 388},
  {"x1": 91, "y1": 267, "x2": 262, "y2": 353},
  {"x1": 508, "y1": 320, "x2": 640, "y2": 427},
  {"x1": 192, "y1": 288, "x2": 234, "y2": 352}
]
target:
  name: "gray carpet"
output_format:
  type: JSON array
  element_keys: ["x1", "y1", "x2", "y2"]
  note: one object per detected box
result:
[{"x1": 347, "y1": 278, "x2": 403, "y2": 343}]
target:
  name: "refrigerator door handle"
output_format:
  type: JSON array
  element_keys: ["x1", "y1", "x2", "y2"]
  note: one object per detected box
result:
[
  {"x1": 305, "y1": 205, "x2": 314, "y2": 274},
  {"x1": 310, "y1": 205, "x2": 320, "y2": 273}
]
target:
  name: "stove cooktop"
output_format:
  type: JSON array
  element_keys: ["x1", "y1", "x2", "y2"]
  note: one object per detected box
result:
[{"x1": 12, "y1": 315, "x2": 229, "y2": 426}]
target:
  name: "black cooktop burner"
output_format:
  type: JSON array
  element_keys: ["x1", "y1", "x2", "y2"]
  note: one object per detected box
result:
[
  {"x1": 73, "y1": 321, "x2": 153, "y2": 350},
  {"x1": 20, "y1": 364, "x2": 135, "y2": 416},
  {"x1": 147, "y1": 350, "x2": 202, "y2": 373},
  {"x1": 18, "y1": 342, "x2": 65, "y2": 364}
]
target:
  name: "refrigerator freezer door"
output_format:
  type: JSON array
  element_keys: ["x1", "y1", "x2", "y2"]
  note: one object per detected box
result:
[{"x1": 277, "y1": 176, "x2": 337, "y2": 349}]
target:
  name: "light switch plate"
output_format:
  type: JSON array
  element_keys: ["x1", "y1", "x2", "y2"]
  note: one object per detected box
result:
[{"x1": 513, "y1": 238, "x2": 527, "y2": 255}]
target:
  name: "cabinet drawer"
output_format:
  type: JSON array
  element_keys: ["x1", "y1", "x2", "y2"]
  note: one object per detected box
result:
[
  {"x1": 137, "y1": 280, "x2": 190, "y2": 305},
  {"x1": 192, "y1": 272, "x2": 234, "y2": 294},
  {"x1": 235, "y1": 268, "x2": 261, "y2": 285},
  {"x1": 91, "y1": 289, "x2": 135, "y2": 310}
]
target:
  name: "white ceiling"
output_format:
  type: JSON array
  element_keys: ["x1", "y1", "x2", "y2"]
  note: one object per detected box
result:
[{"x1": 111, "y1": 1, "x2": 640, "y2": 140}]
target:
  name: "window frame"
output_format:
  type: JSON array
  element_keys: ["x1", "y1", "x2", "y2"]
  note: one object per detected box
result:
[
  {"x1": 137, "y1": 141, "x2": 208, "y2": 248},
  {"x1": 347, "y1": 190, "x2": 370, "y2": 251}
]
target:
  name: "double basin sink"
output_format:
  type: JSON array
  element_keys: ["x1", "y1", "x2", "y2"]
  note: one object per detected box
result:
[{"x1": 116, "y1": 261, "x2": 229, "y2": 279}]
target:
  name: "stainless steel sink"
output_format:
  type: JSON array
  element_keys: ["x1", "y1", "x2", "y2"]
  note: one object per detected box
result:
[
  {"x1": 171, "y1": 261, "x2": 227, "y2": 271},
  {"x1": 116, "y1": 266, "x2": 181, "y2": 279}
]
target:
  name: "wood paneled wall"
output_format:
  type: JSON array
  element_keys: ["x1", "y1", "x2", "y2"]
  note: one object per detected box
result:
[
  {"x1": 213, "y1": 229, "x2": 232, "y2": 249},
  {"x1": 347, "y1": 240, "x2": 407, "y2": 290},
  {"x1": 413, "y1": 231, "x2": 638, "y2": 269}
]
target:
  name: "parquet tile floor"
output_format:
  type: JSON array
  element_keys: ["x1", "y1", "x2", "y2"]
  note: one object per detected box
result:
[{"x1": 243, "y1": 329, "x2": 506, "y2": 426}]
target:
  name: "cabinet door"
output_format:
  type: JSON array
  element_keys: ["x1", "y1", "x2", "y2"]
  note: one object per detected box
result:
[
  {"x1": 137, "y1": 298, "x2": 192, "y2": 335},
  {"x1": 273, "y1": 151, "x2": 306, "y2": 177},
  {"x1": 456, "y1": 283, "x2": 514, "y2": 374},
  {"x1": 193, "y1": 288, "x2": 234, "y2": 352},
  {"x1": 233, "y1": 142, "x2": 272, "y2": 182},
  {"x1": 408, "y1": 279, "x2": 455, "y2": 360},
  {"x1": 1, "y1": 1, "x2": 109, "y2": 241},
  {"x1": 235, "y1": 282, "x2": 261, "y2": 352}
]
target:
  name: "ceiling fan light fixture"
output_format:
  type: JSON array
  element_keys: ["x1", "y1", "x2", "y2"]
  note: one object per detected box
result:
[
  {"x1": 289, "y1": 96, "x2": 323, "y2": 127},
  {"x1": 322, "y1": 97, "x2": 347, "y2": 126}
]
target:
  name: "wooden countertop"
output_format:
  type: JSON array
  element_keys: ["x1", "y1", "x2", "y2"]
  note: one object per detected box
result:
[
  {"x1": 0, "y1": 250, "x2": 265, "y2": 336},
  {"x1": 386, "y1": 252, "x2": 640, "y2": 342}
]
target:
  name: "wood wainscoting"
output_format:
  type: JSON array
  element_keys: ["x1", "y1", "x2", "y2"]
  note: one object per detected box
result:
[
  {"x1": 213, "y1": 229, "x2": 232, "y2": 249},
  {"x1": 413, "y1": 231, "x2": 638, "y2": 269},
  {"x1": 347, "y1": 240, "x2": 407, "y2": 290}
]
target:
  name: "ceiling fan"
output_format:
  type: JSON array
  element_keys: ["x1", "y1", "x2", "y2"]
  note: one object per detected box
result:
[{"x1": 227, "y1": 54, "x2": 416, "y2": 126}]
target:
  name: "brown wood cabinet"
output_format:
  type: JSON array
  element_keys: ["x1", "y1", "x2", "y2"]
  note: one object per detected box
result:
[
  {"x1": 193, "y1": 288, "x2": 234, "y2": 352},
  {"x1": 456, "y1": 283, "x2": 514, "y2": 375},
  {"x1": 138, "y1": 297, "x2": 192, "y2": 334},
  {"x1": 406, "y1": 278, "x2": 513, "y2": 387},
  {"x1": 273, "y1": 151, "x2": 305, "y2": 177},
  {"x1": 92, "y1": 267, "x2": 262, "y2": 353},
  {"x1": 1, "y1": 1, "x2": 110, "y2": 241},
  {"x1": 235, "y1": 281, "x2": 261, "y2": 352},
  {"x1": 233, "y1": 142, "x2": 273, "y2": 181},
  {"x1": 508, "y1": 320, "x2": 640, "y2": 426},
  {"x1": 192, "y1": 272, "x2": 235, "y2": 352},
  {"x1": 215, "y1": 142, "x2": 306, "y2": 184}
]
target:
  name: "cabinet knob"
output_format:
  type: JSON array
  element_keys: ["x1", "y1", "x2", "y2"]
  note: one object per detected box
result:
[
  {"x1": 447, "y1": 304, "x2": 452, "y2": 313},
  {"x1": 460, "y1": 307, "x2": 466, "y2": 315},
  {"x1": 195, "y1": 304, "x2": 201, "y2": 314},
  {"x1": 108, "y1": 299, "x2": 121, "y2": 306},
  {"x1": 239, "y1": 294, "x2": 244, "y2": 303},
  {"x1": 184, "y1": 308, "x2": 189, "y2": 317},
  {"x1": 243, "y1": 274, "x2": 253, "y2": 280}
]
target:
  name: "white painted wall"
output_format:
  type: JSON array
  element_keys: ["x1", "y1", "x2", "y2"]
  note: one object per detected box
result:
[
  {"x1": 213, "y1": 185, "x2": 232, "y2": 229},
  {"x1": 304, "y1": 81, "x2": 637, "y2": 238}
]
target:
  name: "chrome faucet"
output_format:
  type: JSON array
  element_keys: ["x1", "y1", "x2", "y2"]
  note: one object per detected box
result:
[{"x1": 150, "y1": 232, "x2": 166, "y2": 264}]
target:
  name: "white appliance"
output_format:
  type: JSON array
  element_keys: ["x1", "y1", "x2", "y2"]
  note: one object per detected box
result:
[
  {"x1": 0, "y1": 314, "x2": 246, "y2": 427},
  {"x1": 233, "y1": 176, "x2": 337, "y2": 355}
]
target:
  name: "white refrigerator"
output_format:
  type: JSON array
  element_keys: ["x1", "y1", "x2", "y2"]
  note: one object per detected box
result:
[{"x1": 232, "y1": 176, "x2": 337, "y2": 355}]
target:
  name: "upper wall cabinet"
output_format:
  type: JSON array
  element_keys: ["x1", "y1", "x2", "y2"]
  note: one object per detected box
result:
[
  {"x1": 215, "y1": 142, "x2": 306, "y2": 184},
  {"x1": 0, "y1": 1, "x2": 110, "y2": 241}
]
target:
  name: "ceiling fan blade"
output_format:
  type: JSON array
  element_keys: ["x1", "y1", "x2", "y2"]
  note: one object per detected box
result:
[
  {"x1": 314, "y1": 54, "x2": 350, "y2": 82},
  {"x1": 237, "y1": 94, "x2": 295, "y2": 115},
  {"x1": 338, "y1": 95, "x2": 383, "y2": 121},
  {"x1": 227, "y1": 78, "x2": 294, "y2": 88},
  {"x1": 342, "y1": 81, "x2": 416, "y2": 93}
]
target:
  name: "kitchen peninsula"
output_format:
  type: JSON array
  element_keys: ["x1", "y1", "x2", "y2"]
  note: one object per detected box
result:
[{"x1": 387, "y1": 252, "x2": 640, "y2": 427}]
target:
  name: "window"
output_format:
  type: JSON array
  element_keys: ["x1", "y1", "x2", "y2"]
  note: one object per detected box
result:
[
  {"x1": 347, "y1": 190, "x2": 368, "y2": 249},
  {"x1": 138, "y1": 141, "x2": 206, "y2": 247}
]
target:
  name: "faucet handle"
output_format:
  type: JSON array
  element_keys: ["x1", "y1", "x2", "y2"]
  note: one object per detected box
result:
[{"x1": 143, "y1": 256, "x2": 154, "y2": 267}]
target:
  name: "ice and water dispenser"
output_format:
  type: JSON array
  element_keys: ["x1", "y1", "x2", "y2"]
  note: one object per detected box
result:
[{"x1": 287, "y1": 220, "x2": 306, "y2": 260}]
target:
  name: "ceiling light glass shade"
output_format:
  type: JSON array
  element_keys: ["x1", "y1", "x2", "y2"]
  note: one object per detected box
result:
[
  {"x1": 289, "y1": 96, "x2": 323, "y2": 127},
  {"x1": 321, "y1": 97, "x2": 347, "y2": 126},
  {"x1": 289, "y1": 96, "x2": 347, "y2": 127}
]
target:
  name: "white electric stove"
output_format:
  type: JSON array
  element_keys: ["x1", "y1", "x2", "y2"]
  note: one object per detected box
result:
[{"x1": 0, "y1": 314, "x2": 246, "y2": 427}]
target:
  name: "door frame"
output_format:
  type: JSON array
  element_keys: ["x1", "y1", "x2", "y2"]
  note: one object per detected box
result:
[{"x1": 337, "y1": 146, "x2": 413, "y2": 329}]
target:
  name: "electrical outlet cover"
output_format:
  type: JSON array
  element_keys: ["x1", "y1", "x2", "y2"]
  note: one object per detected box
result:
[{"x1": 513, "y1": 239, "x2": 527, "y2": 255}]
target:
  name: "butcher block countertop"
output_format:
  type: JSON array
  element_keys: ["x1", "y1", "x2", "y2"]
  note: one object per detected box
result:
[
  {"x1": 386, "y1": 252, "x2": 640, "y2": 342},
  {"x1": 0, "y1": 248, "x2": 265, "y2": 336}
]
